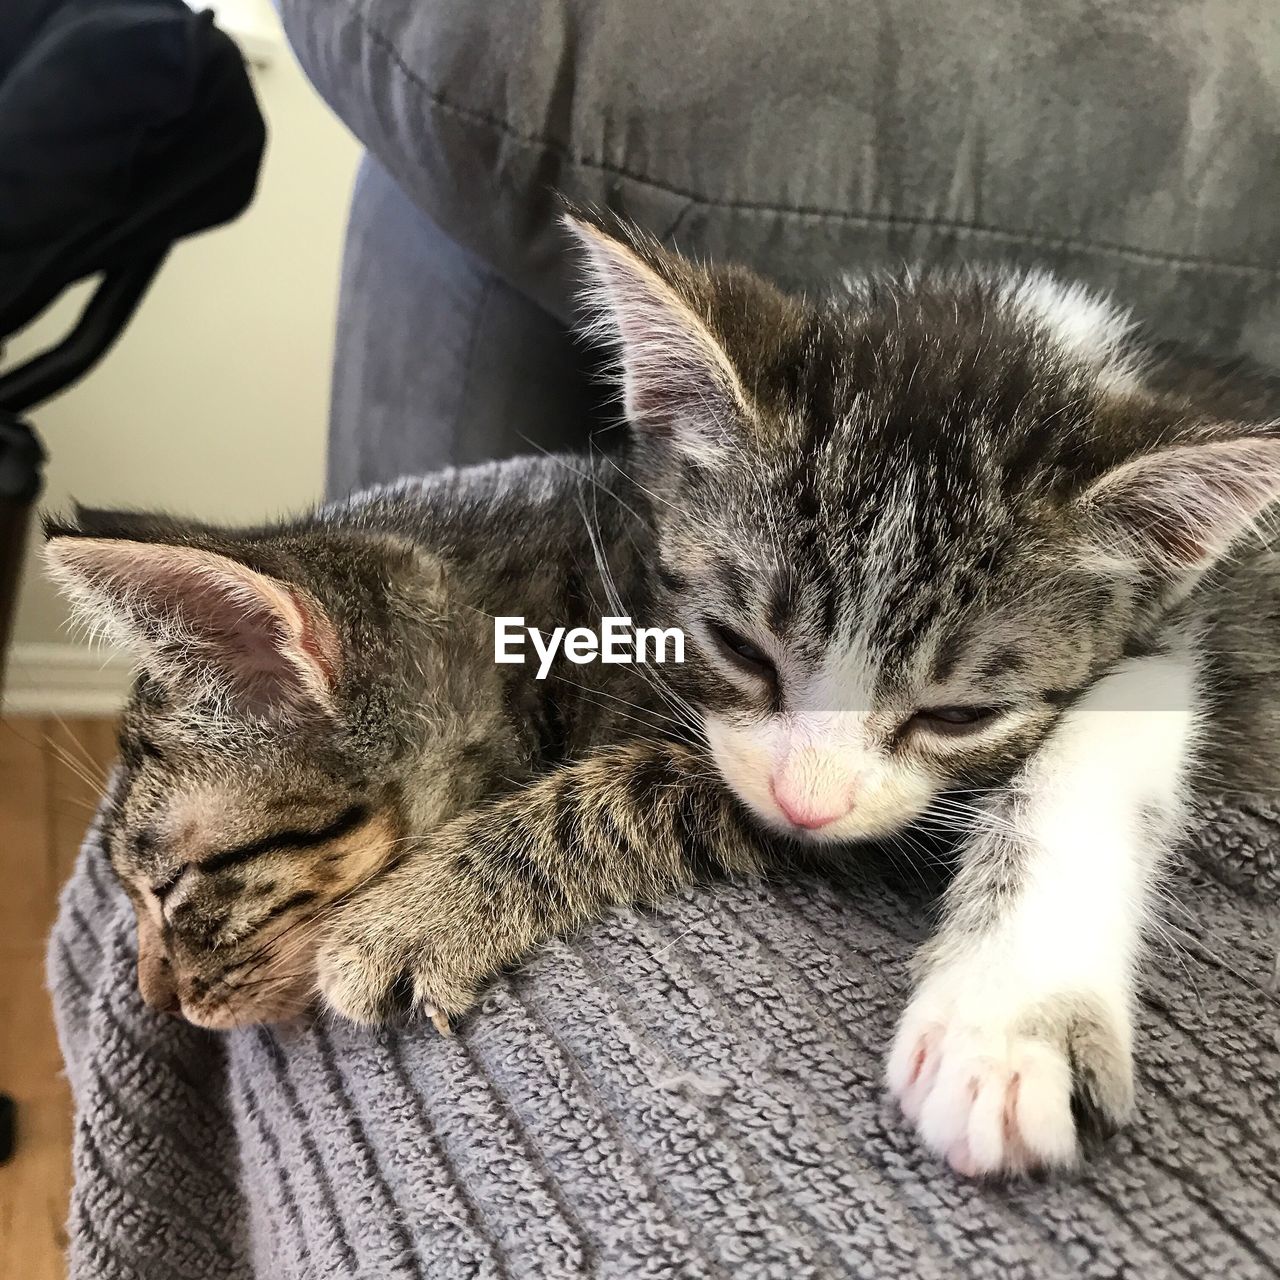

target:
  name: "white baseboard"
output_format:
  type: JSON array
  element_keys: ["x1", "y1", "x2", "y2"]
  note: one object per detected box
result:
[{"x1": 2, "y1": 643, "x2": 134, "y2": 716}]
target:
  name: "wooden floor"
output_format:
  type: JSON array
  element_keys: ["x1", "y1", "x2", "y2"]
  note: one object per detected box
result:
[{"x1": 0, "y1": 716, "x2": 118, "y2": 1280}]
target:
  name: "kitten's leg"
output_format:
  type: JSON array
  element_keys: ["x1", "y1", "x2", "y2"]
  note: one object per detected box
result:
[
  {"x1": 317, "y1": 742, "x2": 765, "y2": 1027},
  {"x1": 887, "y1": 649, "x2": 1198, "y2": 1176}
]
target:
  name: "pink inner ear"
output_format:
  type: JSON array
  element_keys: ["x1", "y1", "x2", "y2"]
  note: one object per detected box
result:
[
  {"x1": 1084, "y1": 436, "x2": 1280, "y2": 574},
  {"x1": 183, "y1": 574, "x2": 308, "y2": 703},
  {"x1": 48, "y1": 539, "x2": 340, "y2": 714},
  {"x1": 148, "y1": 552, "x2": 341, "y2": 712},
  {"x1": 285, "y1": 585, "x2": 341, "y2": 689},
  {"x1": 569, "y1": 218, "x2": 745, "y2": 449}
]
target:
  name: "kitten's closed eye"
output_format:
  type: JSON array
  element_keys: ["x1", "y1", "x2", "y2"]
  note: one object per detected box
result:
[
  {"x1": 707, "y1": 619, "x2": 777, "y2": 682},
  {"x1": 905, "y1": 705, "x2": 1005, "y2": 737},
  {"x1": 150, "y1": 867, "x2": 186, "y2": 902}
]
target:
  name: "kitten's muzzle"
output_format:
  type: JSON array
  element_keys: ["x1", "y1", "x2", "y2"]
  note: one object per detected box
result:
[
  {"x1": 178, "y1": 968, "x2": 315, "y2": 1030},
  {"x1": 137, "y1": 916, "x2": 184, "y2": 1016},
  {"x1": 135, "y1": 907, "x2": 316, "y2": 1027},
  {"x1": 769, "y1": 768, "x2": 856, "y2": 831}
]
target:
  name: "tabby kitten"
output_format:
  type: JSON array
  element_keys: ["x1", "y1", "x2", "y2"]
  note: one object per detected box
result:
[{"x1": 46, "y1": 218, "x2": 1280, "y2": 1180}]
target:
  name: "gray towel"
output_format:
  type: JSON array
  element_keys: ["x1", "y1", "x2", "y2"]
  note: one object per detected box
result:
[{"x1": 48, "y1": 782, "x2": 1280, "y2": 1279}]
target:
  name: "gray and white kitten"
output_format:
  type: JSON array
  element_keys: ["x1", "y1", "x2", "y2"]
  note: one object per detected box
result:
[{"x1": 45, "y1": 217, "x2": 1280, "y2": 1179}]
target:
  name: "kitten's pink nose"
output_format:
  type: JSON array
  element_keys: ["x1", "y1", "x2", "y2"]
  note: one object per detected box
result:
[{"x1": 769, "y1": 773, "x2": 854, "y2": 831}]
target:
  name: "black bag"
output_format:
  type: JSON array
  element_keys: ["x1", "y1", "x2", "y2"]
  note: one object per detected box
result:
[
  {"x1": 0, "y1": 0, "x2": 266, "y2": 814},
  {"x1": 0, "y1": 0, "x2": 266, "y2": 368}
]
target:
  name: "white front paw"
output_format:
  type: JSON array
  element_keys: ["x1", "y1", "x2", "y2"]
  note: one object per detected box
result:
[{"x1": 886, "y1": 970, "x2": 1133, "y2": 1178}]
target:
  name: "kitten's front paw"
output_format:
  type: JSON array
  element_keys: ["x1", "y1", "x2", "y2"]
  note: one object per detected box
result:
[
  {"x1": 316, "y1": 913, "x2": 476, "y2": 1034},
  {"x1": 886, "y1": 975, "x2": 1134, "y2": 1178}
]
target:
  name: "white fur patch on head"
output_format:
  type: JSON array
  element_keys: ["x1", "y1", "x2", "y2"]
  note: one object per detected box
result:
[{"x1": 1001, "y1": 271, "x2": 1142, "y2": 394}]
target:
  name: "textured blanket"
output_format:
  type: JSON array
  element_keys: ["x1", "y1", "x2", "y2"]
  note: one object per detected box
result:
[{"x1": 49, "y1": 784, "x2": 1279, "y2": 1279}]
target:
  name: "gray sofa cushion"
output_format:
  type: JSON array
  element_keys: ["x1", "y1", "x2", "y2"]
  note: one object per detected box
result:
[{"x1": 279, "y1": 0, "x2": 1280, "y2": 363}]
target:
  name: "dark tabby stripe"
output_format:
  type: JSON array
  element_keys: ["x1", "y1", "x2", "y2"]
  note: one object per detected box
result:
[
  {"x1": 252, "y1": 889, "x2": 321, "y2": 933},
  {"x1": 501, "y1": 839, "x2": 574, "y2": 921},
  {"x1": 657, "y1": 563, "x2": 689, "y2": 594},
  {"x1": 675, "y1": 787, "x2": 729, "y2": 885},
  {"x1": 198, "y1": 804, "x2": 370, "y2": 874},
  {"x1": 766, "y1": 567, "x2": 799, "y2": 635},
  {"x1": 532, "y1": 685, "x2": 571, "y2": 766}
]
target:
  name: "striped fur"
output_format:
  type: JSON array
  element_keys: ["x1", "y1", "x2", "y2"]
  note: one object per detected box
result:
[{"x1": 44, "y1": 220, "x2": 1280, "y2": 1175}]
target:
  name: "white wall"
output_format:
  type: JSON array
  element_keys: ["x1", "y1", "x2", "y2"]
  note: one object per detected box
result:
[{"x1": 3, "y1": 5, "x2": 362, "y2": 712}]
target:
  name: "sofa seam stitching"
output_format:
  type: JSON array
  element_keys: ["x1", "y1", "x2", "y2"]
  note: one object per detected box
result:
[
  {"x1": 348, "y1": 8, "x2": 1279, "y2": 280},
  {"x1": 451, "y1": 269, "x2": 497, "y2": 456}
]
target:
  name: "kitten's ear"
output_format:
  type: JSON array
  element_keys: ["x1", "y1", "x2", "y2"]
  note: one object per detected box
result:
[
  {"x1": 564, "y1": 214, "x2": 748, "y2": 464},
  {"x1": 1078, "y1": 434, "x2": 1280, "y2": 582},
  {"x1": 43, "y1": 536, "x2": 341, "y2": 718}
]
